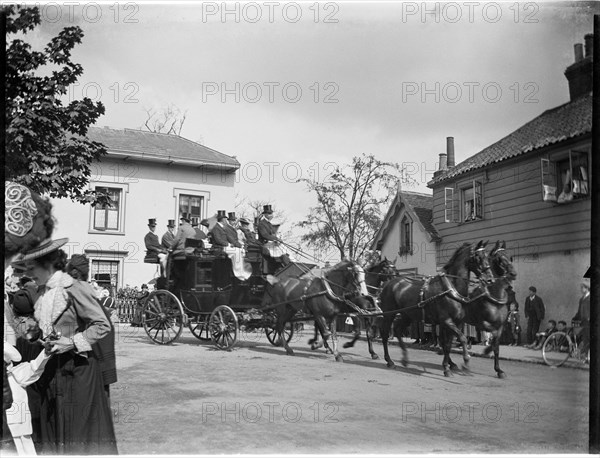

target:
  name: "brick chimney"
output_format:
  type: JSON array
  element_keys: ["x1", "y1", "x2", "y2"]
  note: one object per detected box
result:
[
  {"x1": 446, "y1": 137, "x2": 455, "y2": 167},
  {"x1": 565, "y1": 34, "x2": 593, "y2": 100}
]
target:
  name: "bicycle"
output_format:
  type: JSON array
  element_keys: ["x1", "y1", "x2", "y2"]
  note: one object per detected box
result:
[{"x1": 542, "y1": 321, "x2": 589, "y2": 367}]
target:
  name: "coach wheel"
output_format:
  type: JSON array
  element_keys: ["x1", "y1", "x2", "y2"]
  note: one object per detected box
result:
[
  {"x1": 209, "y1": 305, "x2": 239, "y2": 350},
  {"x1": 542, "y1": 332, "x2": 571, "y2": 367},
  {"x1": 189, "y1": 315, "x2": 211, "y2": 341},
  {"x1": 265, "y1": 322, "x2": 295, "y2": 347},
  {"x1": 143, "y1": 290, "x2": 185, "y2": 345}
]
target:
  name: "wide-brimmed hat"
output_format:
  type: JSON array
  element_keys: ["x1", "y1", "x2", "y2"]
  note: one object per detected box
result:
[
  {"x1": 262, "y1": 205, "x2": 273, "y2": 214},
  {"x1": 15, "y1": 238, "x2": 69, "y2": 262},
  {"x1": 239, "y1": 217, "x2": 251, "y2": 225},
  {"x1": 148, "y1": 218, "x2": 157, "y2": 227},
  {"x1": 167, "y1": 219, "x2": 176, "y2": 228},
  {"x1": 180, "y1": 213, "x2": 191, "y2": 222}
]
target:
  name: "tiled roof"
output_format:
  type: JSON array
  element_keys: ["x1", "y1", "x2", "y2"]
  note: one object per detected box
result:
[
  {"x1": 428, "y1": 92, "x2": 592, "y2": 186},
  {"x1": 88, "y1": 126, "x2": 240, "y2": 169}
]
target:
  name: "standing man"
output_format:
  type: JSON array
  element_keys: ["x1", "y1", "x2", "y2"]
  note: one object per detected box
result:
[
  {"x1": 161, "y1": 220, "x2": 176, "y2": 250},
  {"x1": 524, "y1": 286, "x2": 545, "y2": 345},
  {"x1": 144, "y1": 218, "x2": 168, "y2": 275},
  {"x1": 572, "y1": 279, "x2": 590, "y2": 355}
]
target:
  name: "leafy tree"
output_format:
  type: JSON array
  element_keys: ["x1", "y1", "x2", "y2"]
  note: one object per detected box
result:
[
  {"x1": 4, "y1": 6, "x2": 107, "y2": 204},
  {"x1": 298, "y1": 154, "x2": 414, "y2": 261}
]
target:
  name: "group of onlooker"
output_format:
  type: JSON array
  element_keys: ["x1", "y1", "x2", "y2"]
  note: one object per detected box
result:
[{"x1": 3, "y1": 181, "x2": 118, "y2": 455}]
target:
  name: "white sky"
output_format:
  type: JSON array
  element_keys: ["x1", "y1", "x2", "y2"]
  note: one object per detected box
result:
[{"x1": 23, "y1": 1, "x2": 598, "y2": 257}]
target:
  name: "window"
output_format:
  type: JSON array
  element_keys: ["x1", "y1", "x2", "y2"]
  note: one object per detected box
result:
[
  {"x1": 91, "y1": 260, "x2": 120, "y2": 296},
  {"x1": 399, "y1": 216, "x2": 412, "y2": 255},
  {"x1": 461, "y1": 180, "x2": 483, "y2": 222},
  {"x1": 541, "y1": 150, "x2": 589, "y2": 204},
  {"x1": 444, "y1": 187, "x2": 455, "y2": 223},
  {"x1": 92, "y1": 187, "x2": 122, "y2": 231},
  {"x1": 179, "y1": 194, "x2": 203, "y2": 219}
]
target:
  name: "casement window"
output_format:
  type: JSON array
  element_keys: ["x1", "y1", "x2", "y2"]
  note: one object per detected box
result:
[
  {"x1": 92, "y1": 187, "x2": 123, "y2": 231},
  {"x1": 444, "y1": 187, "x2": 455, "y2": 223},
  {"x1": 541, "y1": 149, "x2": 589, "y2": 203},
  {"x1": 178, "y1": 194, "x2": 204, "y2": 219},
  {"x1": 399, "y1": 216, "x2": 412, "y2": 255},
  {"x1": 461, "y1": 180, "x2": 483, "y2": 222}
]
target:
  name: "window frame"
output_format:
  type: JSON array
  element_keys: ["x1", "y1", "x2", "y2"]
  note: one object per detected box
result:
[
  {"x1": 399, "y1": 215, "x2": 413, "y2": 255},
  {"x1": 460, "y1": 178, "x2": 484, "y2": 223},
  {"x1": 541, "y1": 149, "x2": 590, "y2": 204},
  {"x1": 88, "y1": 182, "x2": 129, "y2": 235},
  {"x1": 172, "y1": 188, "x2": 211, "y2": 221}
]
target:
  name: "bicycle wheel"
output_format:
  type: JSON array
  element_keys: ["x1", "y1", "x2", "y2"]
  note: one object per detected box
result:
[{"x1": 542, "y1": 332, "x2": 571, "y2": 367}]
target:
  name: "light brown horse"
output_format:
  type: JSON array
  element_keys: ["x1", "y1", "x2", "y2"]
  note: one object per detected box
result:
[{"x1": 378, "y1": 241, "x2": 492, "y2": 377}]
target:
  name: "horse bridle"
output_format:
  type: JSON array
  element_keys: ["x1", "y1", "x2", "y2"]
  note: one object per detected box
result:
[{"x1": 470, "y1": 245, "x2": 492, "y2": 282}]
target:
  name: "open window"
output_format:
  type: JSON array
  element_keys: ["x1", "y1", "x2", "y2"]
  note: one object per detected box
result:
[
  {"x1": 444, "y1": 187, "x2": 455, "y2": 223},
  {"x1": 541, "y1": 150, "x2": 589, "y2": 203},
  {"x1": 461, "y1": 180, "x2": 483, "y2": 222}
]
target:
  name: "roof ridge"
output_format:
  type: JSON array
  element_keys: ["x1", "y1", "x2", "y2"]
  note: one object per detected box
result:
[{"x1": 400, "y1": 190, "x2": 433, "y2": 197}]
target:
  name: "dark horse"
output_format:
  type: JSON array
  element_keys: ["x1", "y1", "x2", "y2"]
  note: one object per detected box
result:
[
  {"x1": 267, "y1": 259, "x2": 370, "y2": 362},
  {"x1": 378, "y1": 241, "x2": 491, "y2": 376},
  {"x1": 451, "y1": 240, "x2": 517, "y2": 378}
]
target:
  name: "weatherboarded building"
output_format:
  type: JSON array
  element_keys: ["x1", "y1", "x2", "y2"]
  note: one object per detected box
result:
[
  {"x1": 51, "y1": 126, "x2": 240, "y2": 290},
  {"x1": 371, "y1": 190, "x2": 440, "y2": 276},
  {"x1": 427, "y1": 35, "x2": 593, "y2": 321}
]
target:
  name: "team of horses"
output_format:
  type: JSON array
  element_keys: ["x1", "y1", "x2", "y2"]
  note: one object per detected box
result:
[{"x1": 264, "y1": 240, "x2": 517, "y2": 378}]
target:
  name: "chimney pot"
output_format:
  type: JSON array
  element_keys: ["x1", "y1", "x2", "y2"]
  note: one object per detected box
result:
[
  {"x1": 446, "y1": 137, "x2": 455, "y2": 167},
  {"x1": 584, "y1": 33, "x2": 593, "y2": 58},
  {"x1": 574, "y1": 43, "x2": 584, "y2": 63},
  {"x1": 438, "y1": 153, "x2": 448, "y2": 171}
]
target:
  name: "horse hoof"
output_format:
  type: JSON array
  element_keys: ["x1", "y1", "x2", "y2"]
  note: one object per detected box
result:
[
  {"x1": 497, "y1": 372, "x2": 506, "y2": 379},
  {"x1": 335, "y1": 355, "x2": 344, "y2": 362},
  {"x1": 286, "y1": 350, "x2": 295, "y2": 356},
  {"x1": 444, "y1": 370, "x2": 453, "y2": 377},
  {"x1": 343, "y1": 342, "x2": 353, "y2": 349},
  {"x1": 325, "y1": 348, "x2": 333, "y2": 355},
  {"x1": 371, "y1": 354, "x2": 379, "y2": 360},
  {"x1": 450, "y1": 364, "x2": 459, "y2": 372},
  {"x1": 311, "y1": 342, "x2": 323, "y2": 351},
  {"x1": 401, "y1": 359, "x2": 409, "y2": 367},
  {"x1": 386, "y1": 361, "x2": 396, "y2": 369},
  {"x1": 308, "y1": 338, "x2": 316, "y2": 345},
  {"x1": 461, "y1": 364, "x2": 470, "y2": 373}
]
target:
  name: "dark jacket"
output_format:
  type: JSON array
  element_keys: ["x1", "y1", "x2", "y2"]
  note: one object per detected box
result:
[
  {"x1": 241, "y1": 227, "x2": 260, "y2": 247},
  {"x1": 171, "y1": 222, "x2": 196, "y2": 252},
  {"x1": 524, "y1": 295, "x2": 545, "y2": 321},
  {"x1": 144, "y1": 231, "x2": 165, "y2": 255},
  {"x1": 257, "y1": 217, "x2": 278, "y2": 243},
  {"x1": 161, "y1": 230, "x2": 175, "y2": 249},
  {"x1": 573, "y1": 293, "x2": 590, "y2": 325},
  {"x1": 224, "y1": 224, "x2": 242, "y2": 247},
  {"x1": 210, "y1": 223, "x2": 229, "y2": 247}
]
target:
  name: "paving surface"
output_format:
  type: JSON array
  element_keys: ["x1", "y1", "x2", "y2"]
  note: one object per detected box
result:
[{"x1": 109, "y1": 323, "x2": 589, "y2": 454}]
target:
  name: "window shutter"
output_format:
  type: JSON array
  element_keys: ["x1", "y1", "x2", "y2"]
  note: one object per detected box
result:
[
  {"x1": 444, "y1": 187, "x2": 454, "y2": 223},
  {"x1": 541, "y1": 158, "x2": 557, "y2": 202}
]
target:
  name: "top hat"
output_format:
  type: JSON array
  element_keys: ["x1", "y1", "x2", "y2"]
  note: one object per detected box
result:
[
  {"x1": 262, "y1": 205, "x2": 273, "y2": 214},
  {"x1": 217, "y1": 210, "x2": 227, "y2": 220},
  {"x1": 167, "y1": 219, "x2": 175, "y2": 228},
  {"x1": 14, "y1": 238, "x2": 69, "y2": 262},
  {"x1": 191, "y1": 217, "x2": 200, "y2": 227},
  {"x1": 200, "y1": 219, "x2": 210, "y2": 228},
  {"x1": 180, "y1": 213, "x2": 191, "y2": 222},
  {"x1": 148, "y1": 218, "x2": 157, "y2": 227},
  {"x1": 228, "y1": 212, "x2": 237, "y2": 221},
  {"x1": 239, "y1": 217, "x2": 251, "y2": 225}
]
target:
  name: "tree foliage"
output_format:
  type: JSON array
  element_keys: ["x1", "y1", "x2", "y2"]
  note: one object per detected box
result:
[
  {"x1": 298, "y1": 154, "x2": 413, "y2": 262},
  {"x1": 5, "y1": 6, "x2": 108, "y2": 205}
]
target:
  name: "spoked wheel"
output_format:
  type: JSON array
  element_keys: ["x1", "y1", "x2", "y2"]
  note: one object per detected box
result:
[
  {"x1": 542, "y1": 332, "x2": 571, "y2": 367},
  {"x1": 209, "y1": 305, "x2": 239, "y2": 350},
  {"x1": 265, "y1": 322, "x2": 295, "y2": 347},
  {"x1": 189, "y1": 315, "x2": 211, "y2": 341},
  {"x1": 143, "y1": 290, "x2": 186, "y2": 345}
]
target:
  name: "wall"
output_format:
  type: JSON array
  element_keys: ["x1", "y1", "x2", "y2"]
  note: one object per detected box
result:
[{"x1": 51, "y1": 157, "x2": 236, "y2": 288}]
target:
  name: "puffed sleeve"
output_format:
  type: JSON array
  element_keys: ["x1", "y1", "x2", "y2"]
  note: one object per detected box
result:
[{"x1": 67, "y1": 282, "x2": 111, "y2": 352}]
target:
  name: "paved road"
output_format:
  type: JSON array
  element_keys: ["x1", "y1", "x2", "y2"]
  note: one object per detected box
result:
[{"x1": 110, "y1": 324, "x2": 589, "y2": 454}]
